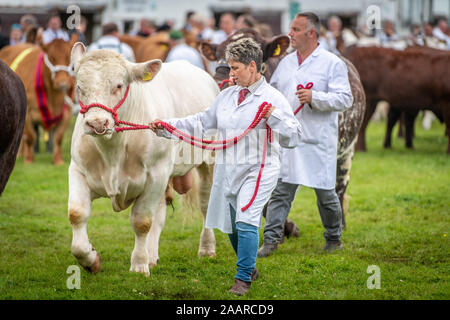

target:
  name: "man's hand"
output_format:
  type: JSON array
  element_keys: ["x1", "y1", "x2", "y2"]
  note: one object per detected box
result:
[
  {"x1": 148, "y1": 119, "x2": 164, "y2": 133},
  {"x1": 229, "y1": 77, "x2": 237, "y2": 86},
  {"x1": 296, "y1": 88, "x2": 312, "y2": 105}
]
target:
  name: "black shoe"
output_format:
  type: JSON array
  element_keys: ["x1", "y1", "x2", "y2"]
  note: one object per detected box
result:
[
  {"x1": 323, "y1": 240, "x2": 344, "y2": 252},
  {"x1": 257, "y1": 242, "x2": 278, "y2": 258}
]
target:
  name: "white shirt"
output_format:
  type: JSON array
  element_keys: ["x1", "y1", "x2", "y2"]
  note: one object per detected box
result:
[
  {"x1": 166, "y1": 43, "x2": 205, "y2": 70},
  {"x1": 270, "y1": 46, "x2": 353, "y2": 189},
  {"x1": 158, "y1": 77, "x2": 302, "y2": 233},
  {"x1": 432, "y1": 27, "x2": 450, "y2": 49},
  {"x1": 42, "y1": 28, "x2": 69, "y2": 44},
  {"x1": 88, "y1": 35, "x2": 135, "y2": 62}
]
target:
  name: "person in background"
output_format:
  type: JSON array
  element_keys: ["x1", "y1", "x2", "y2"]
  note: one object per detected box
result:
[
  {"x1": 377, "y1": 20, "x2": 399, "y2": 45},
  {"x1": 236, "y1": 14, "x2": 258, "y2": 30},
  {"x1": 157, "y1": 19, "x2": 174, "y2": 32},
  {"x1": 137, "y1": 19, "x2": 156, "y2": 37},
  {"x1": 42, "y1": 13, "x2": 69, "y2": 44},
  {"x1": 255, "y1": 23, "x2": 273, "y2": 39},
  {"x1": 69, "y1": 15, "x2": 88, "y2": 45},
  {"x1": 0, "y1": 18, "x2": 9, "y2": 50},
  {"x1": 422, "y1": 22, "x2": 447, "y2": 49},
  {"x1": 165, "y1": 30, "x2": 204, "y2": 70},
  {"x1": 432, "y1": 18, "x2": 450, "y2": 49},
  {"x1": 149, "y1": 37, "x2": 302, "y2": 295},
  {"x1": 408, "y1": 24, "x2": 423, "y2": 46},
  {"x1": 88, "y1": 23, "x2": 135, "y2": 62},
  {"x1": 211, "y1": 12, "x2": 236, "y2": 44},
  {"x1": 19, "y1": 14, "x2": 38, "y2": 43},
  {"x1": 9, "y1": 24, "x2": 23, "y2": 46},
  {"x1": 183, "y1": 11, "x2": 196, "y2": 33},
  {"x1": 258, "y1": 12, "x2": 353, "y2": 258},
  {"x1": 319, "y1": 15, "x2": 342, "y2": 55},
  {"x1": 190, "y1": 13, "x2": 215, "y2": 42}
]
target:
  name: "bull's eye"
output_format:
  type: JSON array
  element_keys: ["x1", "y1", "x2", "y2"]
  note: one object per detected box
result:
[{"x1": 117, "y1": 84, "x2": 123, "y2": 89}]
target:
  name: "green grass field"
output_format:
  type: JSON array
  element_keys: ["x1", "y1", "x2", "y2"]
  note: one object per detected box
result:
[{"x1": 0, "y1": 116, "x2": 448, "y2": 300}]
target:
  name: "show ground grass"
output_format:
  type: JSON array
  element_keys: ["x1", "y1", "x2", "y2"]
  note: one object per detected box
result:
[{"x1": 0, "y1": 116, "x2": 448, "y2": 300}]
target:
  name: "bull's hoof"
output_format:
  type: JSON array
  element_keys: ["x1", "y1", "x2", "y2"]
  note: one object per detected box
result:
[
  {"x1": 198, "y1": 249, "x2": 216, "y2": 258},
  {"x1": 148, "y1": 257, "x2": 160, "y2": 269},
  {"x1": 83, "y1": 252, "x2": 101, "y2": 274},
  {"x1": 130, "y1": 264, "x2": 150, "y2": 276}
]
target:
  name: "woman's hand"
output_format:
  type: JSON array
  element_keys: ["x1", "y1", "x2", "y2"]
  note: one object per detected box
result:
[
  {"x1": 263, "y1": 106, "x2": 275, "y2": 119},
  {"x1": 148, "y1": 119, "x2": 164, "y2": 133}
]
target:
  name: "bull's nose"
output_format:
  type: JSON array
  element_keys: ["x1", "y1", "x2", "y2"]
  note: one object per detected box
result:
[
  {"x1": 86, "y1": 119, "x2": 110, "y2": 135},
  {"x1": 56, "y1": 82, "x2": 69, "y2": 92}
]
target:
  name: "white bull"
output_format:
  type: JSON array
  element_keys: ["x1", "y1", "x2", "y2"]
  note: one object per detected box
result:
[{"x1": 68, "y1": 42, "x2": 218, "y2": 275}]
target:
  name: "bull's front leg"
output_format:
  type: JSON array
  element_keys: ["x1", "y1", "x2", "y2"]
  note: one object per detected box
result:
[{"x1": 68, "y1": 163, "x2": 101, "y2": 273}]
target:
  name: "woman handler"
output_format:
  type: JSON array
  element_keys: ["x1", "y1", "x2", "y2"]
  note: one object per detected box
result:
[{"x1": 149, "y1": 37, "x2": 302, "y2": 295}]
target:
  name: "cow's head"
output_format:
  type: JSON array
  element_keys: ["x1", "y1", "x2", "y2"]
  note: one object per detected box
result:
[
  {"x1": 71, "y1": 42, "x2": 161, "y2": 139},
  {"x1": 200, "y1": 28, "x2": 290, "y2": 88},
  {"x1": 39, "y1": 33, "x2": 78, "y2": 92}
]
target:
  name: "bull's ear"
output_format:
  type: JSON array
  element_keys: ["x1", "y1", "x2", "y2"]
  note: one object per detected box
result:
[
  {"x1": 200, "y1": 42, "x2": 217, "y2": 61},
  {"x1": 36, "y1": 30, "x2": 47, "y2": 52},
  {"x1": 71, "y1": 42, "x2": 86, "y2": 72},
  {"x1": 131, "y1": 59, "x2": 162, "y2": 82},
  {"x1": 264, "y1": 35, "x2": 290, "y2": 60}
]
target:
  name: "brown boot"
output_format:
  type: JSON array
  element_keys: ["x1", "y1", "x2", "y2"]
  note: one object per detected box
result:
[
  {"x1": 251, "y1": 268, "x2": 259, "y2": 281},
  {"x1": 228, "y1": 279, "x2": 251, "y2": 296}
]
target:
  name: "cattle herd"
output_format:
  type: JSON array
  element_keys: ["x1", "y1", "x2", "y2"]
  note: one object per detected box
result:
[{"x1": 0, "y1": 26, "x2": 448, "y2": 274}]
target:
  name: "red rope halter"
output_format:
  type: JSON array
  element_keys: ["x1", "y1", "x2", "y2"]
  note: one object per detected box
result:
[
  {"x1": 78, "y1": 85, "x2": 273, "y2": 212},
  {"x1": 293, "y1": 82, "x2": 313, "y2": 115},
  {"x1": 78, "y1": 85, "x2": 149, "y2": 132},
  {"x1": 218, "y1": 78, "x2": 231, "y2": 90}
]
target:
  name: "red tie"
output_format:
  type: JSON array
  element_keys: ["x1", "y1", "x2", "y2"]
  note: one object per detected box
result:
[
  {"x1": 238, "y1": 88, "x2": 250, "y2": 105},
  {"x1": 296, "y1": 51, "x2": 302, "y2": 65}
]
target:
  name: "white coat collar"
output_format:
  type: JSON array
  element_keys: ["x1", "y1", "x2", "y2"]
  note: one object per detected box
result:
[
  {"x1": 234, "y1": 76, "x2": 267, "y2": 96},
  {"x1": 297, "y1": 44, "x2": 321, "y2": 68}
]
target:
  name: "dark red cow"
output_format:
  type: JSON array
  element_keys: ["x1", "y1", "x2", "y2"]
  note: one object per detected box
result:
[
  {"x1": 347, "y1": 46, "x2": 450, "y2": 153},
  {"x1": 0, "y1": 59, "x2": 27, "y2": 195}
]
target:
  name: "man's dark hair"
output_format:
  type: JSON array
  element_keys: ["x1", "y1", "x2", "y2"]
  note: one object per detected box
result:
[
  {"x1": 295, "y1": 12, "x2": 320, "y2": 37},
  {"x1": 102, "y1": 23, "x2": 119, "y2": 36}
]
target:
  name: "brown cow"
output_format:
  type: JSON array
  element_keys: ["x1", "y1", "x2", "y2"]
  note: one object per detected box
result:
[
  {"x1": 201, "y1": 28, "x2": 366, "y2": 229},
  {"x1": 0, "y1": 59, "x2": 27, "y2": 195},
  {"x1": 119, "y1": 32, "x2": 172, "y2": 62},
  {"x1": 347, "y1": 46, "x2": 450, "y2": 153},
  {"x1": 0, "y1": 36, "x2": 77, "y2": 165}
]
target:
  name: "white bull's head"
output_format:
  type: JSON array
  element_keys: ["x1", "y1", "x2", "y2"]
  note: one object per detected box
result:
[{"x1": 71, "y1": 42, "x2": 162, "y2": 139}]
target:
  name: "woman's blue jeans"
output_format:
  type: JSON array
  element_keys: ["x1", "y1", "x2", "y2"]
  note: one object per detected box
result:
[{"x1": 228, "y1": 204, "x2": 259, "y2": 283}]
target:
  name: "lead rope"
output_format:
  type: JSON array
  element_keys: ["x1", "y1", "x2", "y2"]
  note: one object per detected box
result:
[{"x1": 78, "y1": 86, "x2": 273, "y2": 211}]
